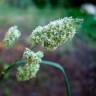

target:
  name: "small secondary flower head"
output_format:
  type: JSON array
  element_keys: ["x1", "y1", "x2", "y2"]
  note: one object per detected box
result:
[
  {"x1": 16, "y1": 48, "x2": 43, "y2": 81},
  {"x1": 16, "y1": 63, "x2": 40, "y2": 81},
  {"x1": 3, "y1": 26, "x2": 21, "y2": 48},
  {"x1": 23, "y1": 48, "x2": 43, "y2": 64},
  {"x1": 28, "y1": 17, "x2": 82, "y2": 50}
]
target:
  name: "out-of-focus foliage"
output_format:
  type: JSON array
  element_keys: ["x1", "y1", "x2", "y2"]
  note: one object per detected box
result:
[
  {"x1": 33, "y1": 0, "x2": 47, "y2": 8},
  {"x1": 5, "y1": 0, "x2": 32, "y2": 8},
  {"x1": 82, "y1": 16, "x2": 96, "y2": 40},
  {"x1": 49, "y1": 0, "x2": 58, "y2": 7},
  {"x1": 81, "y1": 16, "x2": 96, "y2": 48},
  {"x1": 1, "y1": 0, "x2": 96, "y2": 9}
]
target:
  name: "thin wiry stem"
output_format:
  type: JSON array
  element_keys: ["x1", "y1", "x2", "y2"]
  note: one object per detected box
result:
[
  {"x1": 0, "y1": 60, "x2": 71, "y2": 96},
  {"x1": 41, "y1": 60, "x2": 71, "y2": 96},
  {"x1": 0, "y1": 60, "x2": 25, "y2": 80}
]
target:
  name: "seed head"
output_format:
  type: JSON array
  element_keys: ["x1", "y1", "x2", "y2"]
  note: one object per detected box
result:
[
  {"x1": 3, "y1": 26, "x2": 21, "y2": 48},
  {"x1": 28, "y1": 17, "x2": 82, "y2": 50},
  {"x1": 16, "y1": 48, "x2": 43, "y2": 81}
]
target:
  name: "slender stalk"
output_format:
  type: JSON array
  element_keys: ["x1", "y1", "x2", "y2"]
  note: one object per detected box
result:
[
  {"x1": 41, "y1": 60, "x2": 71, "y2": 96},
  {"x1": 0, "y1": 60, "x2": 71, "y2": 96},
  {"x1": 0, "y1": 60, "x2": 25, "y2": 80}
]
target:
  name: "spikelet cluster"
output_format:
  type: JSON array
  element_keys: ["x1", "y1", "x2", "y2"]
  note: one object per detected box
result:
[
  {"x1": 16, "y1": 48, "x2": 43, "y2": 81},
  {"x1": 28, "y1": 17, "x2": 82, "y2": 50},
  {"x1": 3, "y1": 26, "x2": 21, "y2": 48}
]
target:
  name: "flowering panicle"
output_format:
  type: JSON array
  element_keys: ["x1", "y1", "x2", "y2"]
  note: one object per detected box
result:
[
  {"x1": 3, "y1": 26, "x2": 21, "y2": 48},
  {"x1": 16, "y1": 48, "x2": 43, "y2": 81},
  {"x1": 28, "y1": 17, "x2": 82, "y2": 50},
  {"x1": 2, "y1": 17, "x2": 82, "y2": 81}
]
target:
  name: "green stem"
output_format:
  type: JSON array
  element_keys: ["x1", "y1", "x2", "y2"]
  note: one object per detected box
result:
[
  {"x1": 0, "y1": 60, "x2": 71, "y2": 96},
  {"x1": 0, "y1": 60, "x2": 25, "y2": 80},
  {"x1": 41, "y1": 60, "x2": 71, "y2": 96}
]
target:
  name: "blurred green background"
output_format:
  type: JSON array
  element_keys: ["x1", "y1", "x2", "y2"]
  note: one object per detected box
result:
[
  {"x1": 0, "y1": 0, "x2": 96, "y2": 96},
  {"x1": 0, "y1": 0, "x2": 96, "y2": 49}
]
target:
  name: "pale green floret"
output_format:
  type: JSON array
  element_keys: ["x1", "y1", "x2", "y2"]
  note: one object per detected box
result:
[
  {"x1": 23, "y1": 48, "x2": 43, "y2": 64},
  {"x1": 16, "y1": 48, "x2": 44, "y2": 81},
  {"x1": 28, "y1": 17, "x2": 82, "y2": 50},
  {"x1": 3, "y1": 26, "x2": 21, "y2": 48},
  {"x1": 16, "y1": 63, "x2": 40, "y2": 81},
  {"x1": 27, "y1": 26, "x2": 44, "y2": 46}
]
